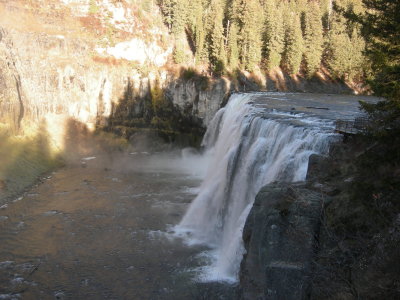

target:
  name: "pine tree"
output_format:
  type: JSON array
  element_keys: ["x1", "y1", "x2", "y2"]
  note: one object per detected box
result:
[
  {"x1": 264, "y1": 1, "x2": 285, "y2": 70},
  {"x1": 173, "y1": 41, "x2": 186, "y2": 64},
  {"x1": 320, "y1": 0, "x2": 333, "y2": 30},
  {"x1": 284, "y1": 13, "x2": 304, "y2": 74},
  {"x1": 210, "y1": 0, "x2": 227, "y2": 71},
  {"x1": 160, "y1": 0, "x2": 176, "y2": 32},
  {"x1": 361, "y1": 0, "x2": 400, "y2": 100},
  {"x1": 194, "y1": 15, "x2": 207, "y2": 64},
  {"x1": 345, "y1": 1, "x2": 400, "y2": 252},
  {"x1": 157, "y1": 0, "x2": 370, "y2": 80},
  {"x1": 304, "y1": 2, "x2": 324, "y2": 77},
  {"x1": 348, "y1": 27, "x2": 366, "y2": 79},
  {"x1": 186, "y1": 0, "x2": 202, "y2": 32},
  {"x1": 190, "y1": 0, "x2": 208, "y2": 64},
  {"x1": 227, "y1": 22, "x2": 240, "y2": 69},
  {"x1": 327, "y1": 12, "x2": 365, "y2": 80},
  {"x1": 167, "y1": 0, "x2": 190, "y2": 64},
  {"x1": 171, "y1": 0, "x2": 188, "y2": 36},
  {"x1": 237, "y1": 0, "x2": 263, "y2": 71}
]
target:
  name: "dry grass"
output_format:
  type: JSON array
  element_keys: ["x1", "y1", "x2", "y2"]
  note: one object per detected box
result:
[
  {"x1": 92, "y1": 55, "x2": 121, "y2": 65},
  {"x1": 0, "y1": 0, "x2": 102, "y2": 43}
]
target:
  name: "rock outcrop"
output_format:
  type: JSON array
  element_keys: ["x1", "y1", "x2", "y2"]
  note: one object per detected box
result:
[
  {"x1": 240, "y1": 137, "x2": 400, "y2": 299},
  {"x1": 240, "y1": 183, "x2": 324, "y2": 300},
  {"x1": 0, "y1": 26, "x2": 230, "y2": 134}
]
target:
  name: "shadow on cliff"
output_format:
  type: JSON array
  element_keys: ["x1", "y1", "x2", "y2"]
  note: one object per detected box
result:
[
  {"x1": 231, "y1": 68, "x2": 356, "y2": 94},
  {"x1": 267, "y1": 68, "x2": 355, "y2": 94},
  {"x1": 102, "y1": 76, "x2": 206, "y2": 148}
]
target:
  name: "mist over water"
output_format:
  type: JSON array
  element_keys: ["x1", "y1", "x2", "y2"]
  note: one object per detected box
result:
[
  {"x1": 124, "y1": 149, "x2": 210, "y2": 179},
  {"x1": 0, "y1": 142, "x2": 239, "y2": 298},
  {"x1": 175, "y1": 93, "x2": 339, "y2": 282},
  {"x1": 1, "y1": 91, "x2": 370, "y2": 297}
]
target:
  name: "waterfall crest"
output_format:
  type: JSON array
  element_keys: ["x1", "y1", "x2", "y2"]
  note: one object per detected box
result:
[{"x1": 176, "y1": 93, "x2": 337, "y2": 282}]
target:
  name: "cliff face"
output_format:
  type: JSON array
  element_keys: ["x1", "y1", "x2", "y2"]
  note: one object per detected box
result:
[
  {"x1": 0, "y1": 27, "x2": 118, "y2": 130},
  {"x1": 239, "y1": 139, "x2": 400, "y2": 299},
  {"x1": 239, "y1": 183, "x2": 324, "y2": 300},
  {"x1": 0, "y1": 26, "x2": 229, "y2": 136}
]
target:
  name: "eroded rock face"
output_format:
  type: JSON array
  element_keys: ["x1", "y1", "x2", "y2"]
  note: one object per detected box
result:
[
  {"x1": 0, "y1": 26, "x2": 230, "y2": 138},
  {"x1": 239, "y1": 183, "x2": 324, "y2": 300},
  {"x1": 0, "y1": 27, "x2": 119, "y2": 130}
]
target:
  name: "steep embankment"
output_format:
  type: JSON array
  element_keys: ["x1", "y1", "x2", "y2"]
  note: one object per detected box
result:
[
  {"x1": 308, "y1": 140, "x2": 400, "y2": 299},
  {"x1": 240, "y1": 137, "x2": 400, "y2": 299}
]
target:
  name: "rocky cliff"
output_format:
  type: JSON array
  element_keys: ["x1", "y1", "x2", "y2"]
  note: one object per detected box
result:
[
  {"x1": 239, "y1": 138, "x2": 400, "y2": 299},
  {"x1": 239, "y1": 183, "x2": 324, "y2": 300},
  {"x1": 0, "y1": 1, "x2": 231, "y2": 134}
]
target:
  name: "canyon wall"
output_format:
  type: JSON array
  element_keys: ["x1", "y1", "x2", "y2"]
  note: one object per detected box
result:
[
  {"x1": 0, "y1": 27, "x2": 231, "y2": 136},
  {"x1": 0, "y1": 0, "x2": 235, "y2": 140}
]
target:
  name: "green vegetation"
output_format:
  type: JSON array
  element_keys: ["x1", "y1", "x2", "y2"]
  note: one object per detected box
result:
[
  {"x1": 264, "y1": 0, "x2": 285, "y2": 70},
  {"x1": 283, "y1": 13, "x2": 303, "y2": 74},
  {"x1": 180, "y1": 67, "x2": 210, "y2": 90},
  {"x1": 303, "y1": 2, "x2": 324, "y2": 77},
  {"x1": 311, "y1": 2, "x2": 400, "y2": 297},
  {"x1": 326, "y1": 1, "x2": 366, "y2": 80},
  {"x1": 351, "y1": 0, "x2": 400, "y2": 223},
  {"x1": 157, "y1": 0, "x2": 367, "y2": 80}
]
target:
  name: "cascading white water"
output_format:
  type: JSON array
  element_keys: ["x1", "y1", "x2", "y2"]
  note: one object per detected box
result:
[{"x1": 176, "y1": 93, "x2": 338, "y2": 282}]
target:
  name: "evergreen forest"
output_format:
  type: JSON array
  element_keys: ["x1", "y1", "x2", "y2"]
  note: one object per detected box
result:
[{"x1": 158, "y1": 0, "x2": 367, "y2": 81}]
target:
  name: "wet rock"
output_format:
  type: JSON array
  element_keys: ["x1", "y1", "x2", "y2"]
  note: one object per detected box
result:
[
  {"x1": 239, "y1": 183, "x2": 324, "y2": 300},
  {"x1": 54, "y1": 291, "x2": 66, "y2": 300}
]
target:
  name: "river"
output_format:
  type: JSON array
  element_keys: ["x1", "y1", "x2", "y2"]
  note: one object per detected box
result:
[
  {"x1": 0, "y1": 92, "x2": 378, "y2": 299},
  {"x1": 0, "y1": 151, "x2": 236, "y2": 299}
]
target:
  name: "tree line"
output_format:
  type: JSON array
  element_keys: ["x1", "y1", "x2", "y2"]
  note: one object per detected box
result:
[{"x1": 157, "y1": 0, "x2": 366, "y2": 80}]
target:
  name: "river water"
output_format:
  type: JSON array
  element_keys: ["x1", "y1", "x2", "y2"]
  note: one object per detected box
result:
[
  {"x1": 0, "y1": 151, "x2": 235, "y2": 299},
  {"x1": 0, "y1": 92, "x2": 378, "y2": 299}
]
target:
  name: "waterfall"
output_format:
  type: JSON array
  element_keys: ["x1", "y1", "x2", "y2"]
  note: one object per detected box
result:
[{"x1": 176, "y1": 93, "x2": 337, "y2": 282}]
